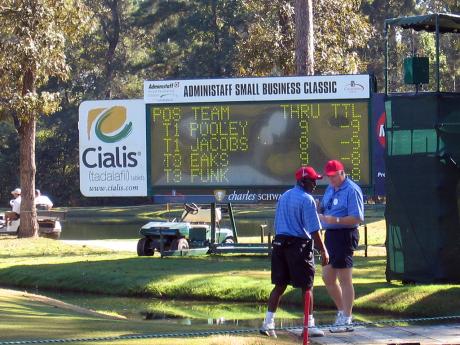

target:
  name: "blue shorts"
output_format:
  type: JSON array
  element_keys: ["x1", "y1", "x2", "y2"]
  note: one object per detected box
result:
[{"x1": 324, "y1": 228, "x2": 359, "y2": 269}]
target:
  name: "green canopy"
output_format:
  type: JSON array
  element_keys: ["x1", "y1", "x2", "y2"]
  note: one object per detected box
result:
[{"x1": 385, "y1": 13, "x2": 460, "y2": 33}]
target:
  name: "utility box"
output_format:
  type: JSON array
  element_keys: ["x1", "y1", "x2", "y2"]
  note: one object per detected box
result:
[{"x1": 403, "y1": 57, "x2": 429, "y2": 85}]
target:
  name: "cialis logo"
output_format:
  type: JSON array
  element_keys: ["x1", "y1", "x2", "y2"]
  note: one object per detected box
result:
[{"x1": 87, "y1": 106, "x2": 133, "y2": 143}]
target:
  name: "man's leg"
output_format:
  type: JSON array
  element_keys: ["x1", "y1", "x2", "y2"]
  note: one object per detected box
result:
[
  {"x1": 260, "y1": 284, "x2": 286, "y2": 337},
  {"x1": 267, "y1": 284, "x2": 287, "y2": 312},
  {"x1": 337, "y1": 268, "x2": 354, "y2": 317},
  {"x1": 322, "y1": 264, "x2": 343, "y2": 311}
]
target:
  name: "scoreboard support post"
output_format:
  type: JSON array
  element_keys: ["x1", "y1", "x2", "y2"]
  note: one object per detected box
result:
[
  {"x1": 228, "y1": 203, "x2": 239, "y2": 243},
  {"x1": 210, "y1": 203, "x2": 216, "y2": 244}
]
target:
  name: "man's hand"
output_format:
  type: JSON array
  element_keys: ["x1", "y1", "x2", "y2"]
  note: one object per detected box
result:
[
  {"x1": 315, "y1": 198, "x2": 321, "y2": 212},
  {"x1": 320, "y1": 249, "x2": 329, "y2": 266},
  {"x1": 319, "y1": 214, "x2": 335, "y2": 224},
  {"x1": 311, "y1": 231, "x2": 329, "y2": 266},
  {"x1": 320, "y1": 214, "x2": 362, "y2": 226}
]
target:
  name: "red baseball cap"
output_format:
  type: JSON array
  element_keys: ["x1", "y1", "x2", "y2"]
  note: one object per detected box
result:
[
  {"x1": 324, "y1": 160, "x2": 345, "y2": 176},
  {"x1": 295, "y1": 166, "x2": 323, "y2": 181}
]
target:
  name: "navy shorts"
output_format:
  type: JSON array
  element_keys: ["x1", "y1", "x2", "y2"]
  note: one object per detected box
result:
[
  {"x1": 271, "y1": 235, "x2": 315, "y2": 289},
  {"x1": 324, "y1": 228, "x2": 359, "y2": 269}
]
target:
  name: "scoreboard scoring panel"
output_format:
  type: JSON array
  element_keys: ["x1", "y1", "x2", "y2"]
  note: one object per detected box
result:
[{"x1": 148, "y1": 100, "x2": 370, "y2": 188}]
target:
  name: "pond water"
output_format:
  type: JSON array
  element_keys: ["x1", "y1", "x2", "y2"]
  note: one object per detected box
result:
[
  {"x1": 42, "y1": 290, "x2": 398, "y2": 328},
  {"x1": 60, "y1": 204, "x2": 384, "y2": 240},
  {"x1": 60, "y1": 216, "x2": 274, "y2": 240}
]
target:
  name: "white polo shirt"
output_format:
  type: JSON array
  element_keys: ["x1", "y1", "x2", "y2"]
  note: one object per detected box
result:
[{"x1": 12, "y1": 196, "x2": 21, "y2": 214}]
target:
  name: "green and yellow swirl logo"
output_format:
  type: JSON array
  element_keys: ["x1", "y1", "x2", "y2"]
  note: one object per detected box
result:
[{"x1": 87, "y1": 106, "x2": 133, "y2": 143}]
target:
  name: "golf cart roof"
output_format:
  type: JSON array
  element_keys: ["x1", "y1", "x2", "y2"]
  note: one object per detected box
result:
[
  {"x1": 385, "y1": 13, "x2": 460, "y2": 33},
  {"x1": 181, "y1": 207, "x2": 222, "y2": 223},
  {"x1": 141, "y1": 221, "x2": 190, "y2": 230}
]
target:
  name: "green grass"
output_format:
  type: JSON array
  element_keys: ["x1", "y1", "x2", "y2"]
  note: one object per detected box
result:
[
  {"x1": 0, "y1": 231, "x2": 459, "y2": 318},
  {"x1": 0, "y1": 289, "x2": 296, "y2": 345}
]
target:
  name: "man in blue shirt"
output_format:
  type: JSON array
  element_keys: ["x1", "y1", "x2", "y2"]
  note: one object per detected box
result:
[
  {"x1": 318, "y1": 160, "x2": 364, "y2": 332},
  {"x1": 260, "y1": 166, "x2": 329, "y2": 338}
]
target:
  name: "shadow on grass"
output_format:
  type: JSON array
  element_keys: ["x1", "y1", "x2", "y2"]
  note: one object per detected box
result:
[
  {"x1": 354, "y1": 283, "x2": 460, "y2": 317},
  {"x1": 403, "y1": 286, "x2": 460, "y2": 316}
]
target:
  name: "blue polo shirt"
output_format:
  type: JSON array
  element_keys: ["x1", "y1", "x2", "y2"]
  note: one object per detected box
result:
[
  {"x1": 321, "y1": 177, "x2": 364, "y2": 230},
  {"x1": 274, "y1": 185, "x2": 321, "y2": 239}
]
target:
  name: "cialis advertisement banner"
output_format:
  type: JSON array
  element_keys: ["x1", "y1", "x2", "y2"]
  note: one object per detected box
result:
[{"x1": 79, "y1": 100, "x2": 147, "y2": 196}]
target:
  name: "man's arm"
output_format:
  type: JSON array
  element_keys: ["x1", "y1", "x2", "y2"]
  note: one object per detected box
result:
[
  {"x1": 311, "y1": 231, "x2": 329, "y2": 266},
  {"x1": 319, "y1": 214, "x2": 362, "y2": 226}
]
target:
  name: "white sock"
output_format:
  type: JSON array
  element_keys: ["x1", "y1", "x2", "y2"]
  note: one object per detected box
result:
[
  {"x1": 337, "y1": 310, "x2": 344, "y2": 316},
  {"x1": 265, "y1": 311, "x2": 275, "y2": 324},
  {"x1": 308, "y1": 315, "x2": 315, "y2": 326}
]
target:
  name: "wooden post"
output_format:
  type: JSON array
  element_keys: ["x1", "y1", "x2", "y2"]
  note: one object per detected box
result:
[
  {"x1": 160, "y1": 230, "x2": 164, "y2": 258},
  {"x1": 364, "y1": 224, "x2": 368, "y2": 258},
  {"x1": 260, "y1": 224, "x2": 267, "y2": 243}
]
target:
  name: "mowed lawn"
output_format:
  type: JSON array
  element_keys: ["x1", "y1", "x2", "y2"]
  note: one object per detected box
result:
[{"x1": 0, "y1": 215, "x2": 459, "y2": 318}]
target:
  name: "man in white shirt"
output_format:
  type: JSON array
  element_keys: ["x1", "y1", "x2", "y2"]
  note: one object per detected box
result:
[
  {"x1": 9, "y1": 188, "x2": 20, "y2": 207},
  {"x1": 5, "y1": 188, "x2": 21, "y2": 224},
  {"x1": 35, "y1": 189, "x2": 53, "y2": 210}
]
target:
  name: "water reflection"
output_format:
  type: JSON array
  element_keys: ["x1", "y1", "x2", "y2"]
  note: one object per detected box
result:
[
  {"x1": 61, "y1": 216, "x2": 274, "y2": 240},
  {"x1": 43, "y1": 290, "x2": 397, "y2": 328}
]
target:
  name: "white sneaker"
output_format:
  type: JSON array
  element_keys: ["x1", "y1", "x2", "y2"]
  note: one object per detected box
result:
[
  {"x1": 330, "y1": 313, "x2": 353, "y2": 333},
  {"x1": 259, "y1": 321, "x2": 277, "y2": 338},
  {"x1": 307, "y1": 317, "x2": 324, "y2": 337},
  {"x1": 333, "y1": 311, "x2": 344, "y2": 326},
  {"x1": 308, "y1": 326, "x2": 325, "y2": 337}
]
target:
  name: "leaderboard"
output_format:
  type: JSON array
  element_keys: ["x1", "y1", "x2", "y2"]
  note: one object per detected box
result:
[{"x1": 145, "y1": 75, "x2": 371, "y2": 188}]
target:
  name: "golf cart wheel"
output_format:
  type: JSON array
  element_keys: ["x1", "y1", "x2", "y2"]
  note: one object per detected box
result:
[
  {"x1": 170, "y1": 238, "x2": 189, "y2": 251},
  {"x1": 137, "y1": 237, "x2": 154, "y2": 256},
  {"x1": 223, "y1": 236, "x2": 234, "y2": 244}
]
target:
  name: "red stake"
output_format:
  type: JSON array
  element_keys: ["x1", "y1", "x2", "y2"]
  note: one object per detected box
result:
[{"x1": 303, "y1": 289, "x2": 310, "y2": 345}]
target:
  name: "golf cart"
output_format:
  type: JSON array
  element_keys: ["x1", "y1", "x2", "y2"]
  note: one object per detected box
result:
[
  {"x1": 0, "y1": 208, "x2": 64, "y2": 239},
  {"x1": 137, "y1": 203, "x2": 234, "y2": 256}
]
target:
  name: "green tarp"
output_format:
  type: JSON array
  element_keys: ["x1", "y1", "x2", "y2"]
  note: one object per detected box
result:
[{"x1": 385, "y1": 93, "x2": 460, "y2": 283}]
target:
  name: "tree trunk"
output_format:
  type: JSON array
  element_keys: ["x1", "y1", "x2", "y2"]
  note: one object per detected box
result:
[
  {"x1": 295, "y1": 0, "x2": 314, "y2": 75},
  {"x1": 306, "y1": 0, "x2": 314, "y2": 75},
  {"x1": 17, "y1": 68, "x2": 38, "y2": 238},
  {"x1": 17, "y1": 117, "x2": 38, "y2": 238},
  {"x1": 101, "y1": 0, "x2": 120, "y2": 98},
  {"x1": 211, "y1": 0, "x2": 220, "y2": 76}
]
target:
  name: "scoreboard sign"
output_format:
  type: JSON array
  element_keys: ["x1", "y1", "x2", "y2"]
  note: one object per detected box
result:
[{"x1": 145, "y1": 75, "x2": 371, "y2": 191}]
